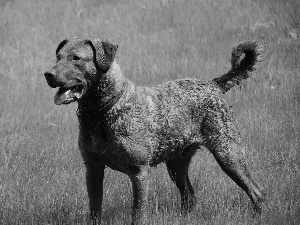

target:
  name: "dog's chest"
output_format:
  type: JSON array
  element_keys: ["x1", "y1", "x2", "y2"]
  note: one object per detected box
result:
[{"x1": 79, "y1": 121, "x2": 152, "y2": 171}]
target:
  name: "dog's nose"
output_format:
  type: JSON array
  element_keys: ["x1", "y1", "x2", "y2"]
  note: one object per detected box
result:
[{"x1": 44, "y1": 71, "x2": 55, "y2": 79}]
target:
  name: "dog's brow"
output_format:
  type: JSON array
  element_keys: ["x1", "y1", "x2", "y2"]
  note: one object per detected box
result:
[
  {"x1": 74, "y1": 50, "x2": 89, "y2": 58},
  {"x1": 71, "y1": 43, "x2": 91, "y2": 57}
]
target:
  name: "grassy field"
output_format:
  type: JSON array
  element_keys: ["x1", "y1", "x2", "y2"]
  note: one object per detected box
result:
[{"x1": 0, "y1": 0, "x2": 300, "y2": 224}]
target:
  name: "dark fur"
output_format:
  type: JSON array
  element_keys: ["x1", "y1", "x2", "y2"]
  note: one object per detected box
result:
[{"x1": 44, "y1": 38, "x2": 265, "y2": 224}]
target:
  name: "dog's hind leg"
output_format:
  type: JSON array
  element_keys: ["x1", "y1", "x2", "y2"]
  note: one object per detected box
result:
[
  {"x1": 202, "y1": 103, "x2": 265, "y2": 213},
  {"x1": 209, "y1": 141, "x2": 264, "y2": 213},
  {"x1": 166, "y1": 147, "x2": 197, "y2": 212}
]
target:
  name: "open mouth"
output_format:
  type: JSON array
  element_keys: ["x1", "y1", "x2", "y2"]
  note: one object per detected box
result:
[{"x1": 54, "y1": 84, "x2": 84, "y2": 105}]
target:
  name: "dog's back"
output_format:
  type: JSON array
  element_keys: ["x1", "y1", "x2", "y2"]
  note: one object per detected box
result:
[{"x1": 119, "y1": 78, "x2": 226, "y2": 165}]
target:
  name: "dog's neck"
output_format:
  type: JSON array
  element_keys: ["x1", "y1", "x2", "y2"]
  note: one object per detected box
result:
[{"x1": 77, "y1": 61, "x2": 127, "y2": 117}]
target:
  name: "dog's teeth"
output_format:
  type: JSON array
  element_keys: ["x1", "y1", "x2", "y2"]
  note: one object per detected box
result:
[{"x1": 74, "y1": 92, "x2": 82, "y2": 99}]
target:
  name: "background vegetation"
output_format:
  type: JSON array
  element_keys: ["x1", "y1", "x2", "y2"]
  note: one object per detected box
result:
[{"x1": 0, "y1": 0, "x2": 299, "y2": 224}]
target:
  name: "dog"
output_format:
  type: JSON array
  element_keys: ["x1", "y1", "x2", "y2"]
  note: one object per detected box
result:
[{"x1": 44, "y1": 37, "x2": 265, "y2": 224}]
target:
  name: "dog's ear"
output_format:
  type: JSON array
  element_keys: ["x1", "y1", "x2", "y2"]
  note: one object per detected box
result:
[
  {"x1": 56, "y1": 39, "x2": 69, "y2": 56},
  {"x1": 86, "y1": 38, "x2": 118, "y2": 73}
]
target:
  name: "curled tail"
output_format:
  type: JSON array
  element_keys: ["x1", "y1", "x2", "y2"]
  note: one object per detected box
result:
[{"x1": 213, "y1": 40, "x2": 264, "y2": 93}]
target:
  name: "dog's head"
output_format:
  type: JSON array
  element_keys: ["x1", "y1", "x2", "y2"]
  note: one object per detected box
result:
[{"x1": 44, "y1": 37, "x2": 118, "y2": 105}]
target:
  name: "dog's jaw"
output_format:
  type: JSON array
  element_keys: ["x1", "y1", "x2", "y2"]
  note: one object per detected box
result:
[{"x1": 54, "y1": 85, "x2": 84, "y2": 105}]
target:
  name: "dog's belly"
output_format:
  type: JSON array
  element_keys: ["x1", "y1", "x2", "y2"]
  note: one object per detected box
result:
[
  {"x1": 91, "y1": 132, "x2": 203, "y2": 170},
  {"x1": 111, "y1": 110, "x2": 204, "y2": 166},
  {"x1": 81, "y1": 119, "x2": 204, "y2": 172},
  {"x1": 150, "y1": 136, "x2": 203, "y2": 166}
]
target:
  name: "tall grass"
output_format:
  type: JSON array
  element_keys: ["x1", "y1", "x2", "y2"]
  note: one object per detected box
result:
[{"x1": 0, "y1": 0, "x2": 300, "y2": 224}]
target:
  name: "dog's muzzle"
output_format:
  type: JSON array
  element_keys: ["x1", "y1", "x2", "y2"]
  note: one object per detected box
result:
[{"x1": 44, "y1": 71, "x2": 85, "y2": 105}]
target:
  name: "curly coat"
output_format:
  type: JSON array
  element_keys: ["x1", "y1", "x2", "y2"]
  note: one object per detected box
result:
[{"x1": 44, "y1": 38, "x2": 265, "y2": 225}]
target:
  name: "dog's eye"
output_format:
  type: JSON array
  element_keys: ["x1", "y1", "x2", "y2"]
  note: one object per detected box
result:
[{"x1": 72, "y1": 55, "x2": 81, "y2": 61}]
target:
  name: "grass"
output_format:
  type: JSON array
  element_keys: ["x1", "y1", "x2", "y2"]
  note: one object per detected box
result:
[{"x1": 0, "y1": 0, "x2": 300, "y2": 224}]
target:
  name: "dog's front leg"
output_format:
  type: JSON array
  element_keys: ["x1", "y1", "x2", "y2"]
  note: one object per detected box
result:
[
  {"x1": 86, "y1": 165, "x2": 105, "y2": 224},
  {"x1": 128, "y1": 165, "x2": 149, "y2": 225}
]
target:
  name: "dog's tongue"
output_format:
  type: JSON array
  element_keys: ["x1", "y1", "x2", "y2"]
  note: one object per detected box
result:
[
  {"x1": 54, "y1": 86, "x2": 84, "y2": 105},
  {"x1": 54, "y1": 88, "x2": 72, "y2": 105}
]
